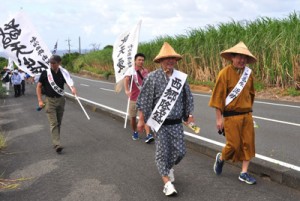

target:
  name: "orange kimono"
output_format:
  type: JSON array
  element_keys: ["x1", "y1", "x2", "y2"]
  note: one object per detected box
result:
[{"x1": 209, "y1": 64, "x2": 255, "y2": 162}]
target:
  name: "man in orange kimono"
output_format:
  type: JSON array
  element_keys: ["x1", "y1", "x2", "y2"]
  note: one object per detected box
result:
[{"x1": 209, "y1": 41, "x2": 257, "y2": 185}]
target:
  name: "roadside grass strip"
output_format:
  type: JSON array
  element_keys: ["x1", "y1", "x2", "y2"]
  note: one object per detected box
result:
[{"x1": 0, "y1": 177, "x2": 33, "y2": 190}]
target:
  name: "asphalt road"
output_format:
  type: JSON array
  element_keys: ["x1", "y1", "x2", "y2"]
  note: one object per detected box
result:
[
  {"x1": 0, "y1": 83, "x2": 300, "y2": 201},
  {"x1": 70, "y1": 75, "x2": 300, "y2": 169}
]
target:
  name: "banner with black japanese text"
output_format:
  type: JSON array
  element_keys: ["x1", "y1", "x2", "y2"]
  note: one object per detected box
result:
[
  {"x1": 52, "y1": 40, "x2": 58, "y2": 55},
  {"x1": 112, "y1": 20, "x2": 142, "y2": 84},
  {"x1": 0, "y1": 11, "x2": 51, "y2": 76},
  {"x1": 7, "y1": 57, "x2": 14, "y2": 71}
]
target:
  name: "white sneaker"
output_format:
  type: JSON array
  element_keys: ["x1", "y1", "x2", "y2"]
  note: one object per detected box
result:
[
  {"x1": 163, "y1": 181, "x2": 177, "y2": 196},
  {"x1": 168, "y1": 168, "x2": 175, "y2": 182}
]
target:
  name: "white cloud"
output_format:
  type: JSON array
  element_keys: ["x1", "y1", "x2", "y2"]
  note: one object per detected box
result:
[
  {"x1": 83, "y1": 25, "x2": 95, "y2": 35},
  {"x1": 0, "y1": 0, "x2": 299, "y2": 50}
]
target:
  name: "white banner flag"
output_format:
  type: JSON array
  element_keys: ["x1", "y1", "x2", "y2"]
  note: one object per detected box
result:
[
  {"x1": 7, "y1": 57, "x2": 14, "y2": 71},
  {"x1": 52, "y1": 40, "x2": 58, "y2": 54},
  {"x1": 112, "y1": 20, "x2": 142, "y2": 83},
  {"x1": 0, "y1": 11, "x2": 51, "y2": 76}
]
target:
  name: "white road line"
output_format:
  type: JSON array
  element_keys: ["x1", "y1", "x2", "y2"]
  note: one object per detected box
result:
[
  {"x1": 72, "y1": 75, "x2": 114, "y2": 85},
  {"x1": 192, "y1": 93, "x2": 300, "y2": 108},
  {"x1": 185, "y1": 132, "x2": 300, "y2": 172},
  {"x1": 100, "y1": 88, "x2": 115, "y2": 92},
  {"x1": 184, "y1": 132, "x2": 225, "y2": 147},
  {"x1": 80, "y1": 84, "x2": 89, "y2": 87},
  {"x1": 0, "y1": 103, "x2": 21, "y2": 107},
  {"x1": 73, "y1": 85, "x2": 300, "y2": 126},
  {"x1": 255, "y1": 153, "x2": 300, "y2": 172},
  {"x1": 66, "y1": 92, "x2": 300, "y2": 172},
  {"x1": 73, "y1": 75, "x2": 299, "y2": 109},
  {"x1": 254, "y1": 101, "x2": 300, "y2": 109},
  {"x1": 192, "y1": 93, "x2": 211, "y2": 98},
  {"x1": 253, "y1": 116, "x2": 300, "y2": 127},
  {"x1": 192, "y1": 93, "x2": 300, "y2": 125}
]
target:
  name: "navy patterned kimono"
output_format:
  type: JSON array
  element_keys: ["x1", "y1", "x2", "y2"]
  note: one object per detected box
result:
[{"x1": 136, "y1": 68, "x2": 194, "y2": 176}]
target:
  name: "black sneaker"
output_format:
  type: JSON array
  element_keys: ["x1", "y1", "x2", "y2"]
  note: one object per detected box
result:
[
  {"x1": 213, "y1": 152, "x2": 224, "y2": 175},
  {"x1": 55, "y1": 145, "x2": 63, "y2": 153}
]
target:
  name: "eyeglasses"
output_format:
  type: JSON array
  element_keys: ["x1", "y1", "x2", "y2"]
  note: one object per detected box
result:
[{"x1": 50, "y1": 62, "x2": 57, "y2": 64}]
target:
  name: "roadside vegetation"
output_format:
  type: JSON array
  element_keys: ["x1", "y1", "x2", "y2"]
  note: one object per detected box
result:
[
  {"x1": 285, "y1": 87, "x2": 300, "y2": 96},
  {"x1": 1, "y1": 12, "x2": 299, "y2": 97},
  {"x1": 62, "y1": 12, "x2": 300, "y2": 96},
  {"x1": 0, "y1": 130, "x2": 6, "y2": 150},
  {"x1": 62, "y1": 46, "x2": 114, "y2": 79},
  {"x1": 0, "y1": 57, "x2": 7, "y2": 68},
  {"x1": 140, "y1": 12, "x2": 300, "y2": 91},
  {"x1": 0, "y1": 131, "x2": 31, "y2": 190},
  {"x1": 0, "y1": 85, "x2": 6, "y2": 97}
]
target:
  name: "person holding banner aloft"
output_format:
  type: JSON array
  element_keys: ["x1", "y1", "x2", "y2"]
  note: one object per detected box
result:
[
  {"x1": 209, "y1": 42, "x2": 257, "y2": 185},
  {"x1": 124, "y1": 53, "x2": 154, "y2": 143},
  {"x1": 136, "y1": 42, "x2": 194, "y2": 196},
  {"x1": 36, "y1": 55, "x2": 77, "y2": 153}
]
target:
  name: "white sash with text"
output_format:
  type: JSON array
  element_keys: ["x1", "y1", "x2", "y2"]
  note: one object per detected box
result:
[
  {"x1": 147, "y1": 70, "x2": 187, "y2": 132},
  {"x1": 46, "y1": 66, "x2": 74, "y2": 96},
  {"x1": 132, "y1": 72, "x2": 142, "y2": 90},
  {"x1": 225, "y1": 66, "x2": 252, "y2": 106},
  {"x1": 46, "y1": 69, "x2": 65, "y2": 96}
]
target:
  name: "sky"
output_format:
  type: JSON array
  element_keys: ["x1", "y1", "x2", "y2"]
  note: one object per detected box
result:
[{"x1": 0, "y1": 0, "x2": 299, "y2": 52}]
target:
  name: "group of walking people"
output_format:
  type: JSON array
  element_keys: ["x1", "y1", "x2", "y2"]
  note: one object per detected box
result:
[
  {"x1": 1, "y1": 67, "x2": 26, "y2": 97},
  {"x1": 34, "y1": 40, "x2": 258, "y2": 197},
  {"x1": 123, "y1": 41, "x2": 258, "y2": 196}
]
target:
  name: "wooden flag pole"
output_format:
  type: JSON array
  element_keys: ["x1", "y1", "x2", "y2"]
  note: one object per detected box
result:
[{"x1": 124, "y1": 74, "x2": 134, "y2": 128}]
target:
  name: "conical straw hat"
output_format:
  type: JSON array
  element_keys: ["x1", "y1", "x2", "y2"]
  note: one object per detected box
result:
[
  {"x1": 220, "y1": 41, "x2": 257, "y2": 64},
  {"x1": 153, "y1": 42, "x2": 182, "y2": 63}
]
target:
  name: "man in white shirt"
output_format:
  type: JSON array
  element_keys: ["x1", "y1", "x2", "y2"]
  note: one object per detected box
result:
[
  {"x1": 11, "y1": 70, "x2": 22, "y2": 97},
  {"x1": 18, "y1": 69, "x2": 26, "y2": 95}
]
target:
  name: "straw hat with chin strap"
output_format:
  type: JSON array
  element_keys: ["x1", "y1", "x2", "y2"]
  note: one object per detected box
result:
[
  {"x1": 153, "y1": 42, "x2": 182, "y2": 63},
  {"x1": 220, "y1": 41, "x2": 257, "y2": 64}
]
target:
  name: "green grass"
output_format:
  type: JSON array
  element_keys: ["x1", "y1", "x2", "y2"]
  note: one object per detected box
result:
[
  {"x1": 286, "y1": 87, "x2": 300, "y2": 96},
  {"x1": 0, "y1": 132, "x2": 7, "y2": 150},
  {"x1": 67, "y1": 11, "x2": 300, "y2": 89},
  {"x1": 254, "y1": 81, "x2": 265, "y2": 92},
  {"x1": 187, "y1": 78, "x2": 215, "y2": 89},
  {"x1": 0, "y1": 85, "x2": 6, "y2": 97}
]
